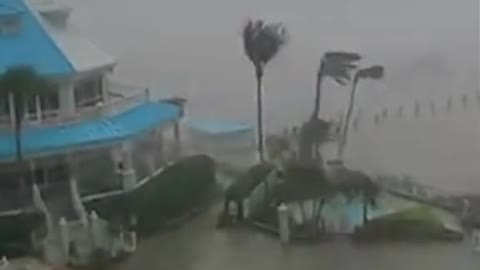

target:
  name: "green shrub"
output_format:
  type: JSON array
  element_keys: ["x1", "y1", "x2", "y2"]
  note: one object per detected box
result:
[
  {"x1": 85, "y1": 155, "x2": 216, "y2": 235},
  {"x1": 0, "y1": 211, "x2": 45, "y2": 257}
]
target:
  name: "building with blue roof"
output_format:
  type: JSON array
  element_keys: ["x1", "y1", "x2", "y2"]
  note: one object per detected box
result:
[
  {"x1": 185, "y1": 119, "x2": 256, "y2": 172},
  {"x1": 0, "y1": 0, "x2": 185, "y2": 226}
]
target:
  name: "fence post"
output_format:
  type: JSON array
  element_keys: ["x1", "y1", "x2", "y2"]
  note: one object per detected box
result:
[
  {"x1": 1, "y1": 256, "x2": 8, "y2": 268},
  {"x1": 277, "y1": 203, "x2": 290, "y2": 243},
  {"x1": 473, "y1": 229, "x2": 480, "y2": 252},
  {"x1": 90, "y1": 211, "x2": 101, "y2": 249},
  {"x1": 59, "y1": 217, "x2": 70, "y2": 261}
]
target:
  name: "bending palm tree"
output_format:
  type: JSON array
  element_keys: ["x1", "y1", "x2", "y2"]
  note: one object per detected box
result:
[
  {"x1": 242, "y1": 19, "x2": 288, "y2": 162},
  {"x1": 299, "y1": 52, "x2": 361, "y2": 164},
  {"x1": 0, "y1": 66, "x2": 49, "y2": 193},
  {"x1": 311, "y1": 51, "x2": 361, "y2": 120},
  {"x1": 338, "y1": 65, "x2": 384, "y2": 160}
]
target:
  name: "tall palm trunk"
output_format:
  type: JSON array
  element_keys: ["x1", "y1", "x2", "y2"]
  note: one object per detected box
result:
[
  {"x1": 338, "y1": 75, "x2": 359, "y2": 160},
  {"x1": 311, "y1": 63, "x2": 324, "y2": 120},
  {"x1": 255, "y1": 65, "x2": 265, "y2": 162}
]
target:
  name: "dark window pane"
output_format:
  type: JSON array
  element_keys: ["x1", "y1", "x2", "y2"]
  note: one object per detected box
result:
[{"x1": 74, "y1": 76, "x2": 103, "y2": 108}]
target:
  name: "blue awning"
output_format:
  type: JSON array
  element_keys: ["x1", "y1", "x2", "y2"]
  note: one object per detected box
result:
[
  {"x1": 186, "y1": 119, "x2": 252, "y2": 136},
  {"x1": 0, "y1": 101, "x2": 181, "y2": 160}
]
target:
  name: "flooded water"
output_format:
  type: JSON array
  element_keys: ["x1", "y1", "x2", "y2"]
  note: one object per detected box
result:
[{"x1": 114, "y1": 205, "x2": 480, "y2": 270}]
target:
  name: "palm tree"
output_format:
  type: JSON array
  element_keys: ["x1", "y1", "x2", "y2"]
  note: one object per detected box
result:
[
  {"x1": 298, "y1": 118, "x2": 332, "y2": 165},
  {"x1": 0, "y1": 66, "x2": 50, "y2": 192},
  {"x1": 311, "y1": 51, "x2": 361, "y2": 120},
  {"x1": 242, "y1": 19, "x2": 288, "y2": 162},
  {"x1": 277, "y1": 161, "x2": 333, "y2": 237},
  {"x1": 338, "y1": 65, "x2": 384, "y2": 160},
  {"x1": 298, "y1": 52, "x2": 360, "y2": 165},
  {"x1": 334, "y1": 168, "x2": 380, "y2": 224}
]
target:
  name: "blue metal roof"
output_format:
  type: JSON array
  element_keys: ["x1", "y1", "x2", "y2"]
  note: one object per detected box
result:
[
  {"x1": 0, "y1": 2, "x2": 22, "y2": 16},
  {"x1": 186, "y1": 119, "x2": 253, "y2": 135},
  {"x1": 0, "y1": 101, "x2": 181, "y2": 160},
  {"x1": 0, "y1": 0, "x2": 74, "y2": 76}
]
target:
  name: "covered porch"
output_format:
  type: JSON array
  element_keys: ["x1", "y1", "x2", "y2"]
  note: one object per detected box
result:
[{"x1": 0, "y1": 96, "x2": 184, "y2": 214}]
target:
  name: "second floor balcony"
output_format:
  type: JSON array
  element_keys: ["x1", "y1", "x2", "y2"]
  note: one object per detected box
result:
[{"x1": 0, "y1": 81, "x2": 152, "y2": 131}]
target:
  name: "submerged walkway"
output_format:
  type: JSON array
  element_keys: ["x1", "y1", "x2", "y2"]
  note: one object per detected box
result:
[{"x1": 113, "y1": 205, "x2": 479, "y2": 270}]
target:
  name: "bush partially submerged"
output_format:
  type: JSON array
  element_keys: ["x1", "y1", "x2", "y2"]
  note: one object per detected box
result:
[{"x1": 353, "y1": 206, "x2": 463, "y2": 241}]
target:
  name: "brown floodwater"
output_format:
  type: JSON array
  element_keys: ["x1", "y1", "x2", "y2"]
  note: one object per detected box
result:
[{"x1": 113, "y1": 205, "x2": 480, "y2": 270}]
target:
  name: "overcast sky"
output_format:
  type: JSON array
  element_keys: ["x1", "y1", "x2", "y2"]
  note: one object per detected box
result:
[{"x1": 65, "y1": 0, "x2": 479, "y2": 130}]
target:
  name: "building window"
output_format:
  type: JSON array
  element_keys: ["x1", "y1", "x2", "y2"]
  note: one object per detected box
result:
[
  {"x1": 74, "y1": 76, "x2": 103, "y2": 108},
  {"x1": 22, "y1": 83, "x2": 60, "y2": 121},
  {"x1": 25, "y1": 95, "x2": 37, "y2": 121},
  {"x1": 41, "y1": 85, "x2": 60, "y2": 119},
  {"x1": 0, "y1": 15, "x2": 21, "y2": 35}
]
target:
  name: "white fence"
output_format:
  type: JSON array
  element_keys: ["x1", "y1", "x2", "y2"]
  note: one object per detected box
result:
[{"x1": 343, "y1": 90, "x2": 480, "y2": 194}]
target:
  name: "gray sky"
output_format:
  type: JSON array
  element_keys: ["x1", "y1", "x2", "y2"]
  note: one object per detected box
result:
[{"x1": 65, "y1": 0, "x2": 479, "y2": 130}]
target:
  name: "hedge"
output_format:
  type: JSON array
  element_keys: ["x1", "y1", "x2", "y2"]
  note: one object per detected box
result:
[
  {"x1": 85, "y1": 155, "x2": 216, "y2": 235},
  {"x1": 0, "y1": 210, "x2": 45, "y2": 257}
]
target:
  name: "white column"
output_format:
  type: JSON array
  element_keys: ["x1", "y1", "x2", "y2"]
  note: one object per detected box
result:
[
  {"x1": 59, "y1": 217, "x2": 70, "y2": 260},
  {"x1": 121, "y1": 141, "x2": 136, "y2": 190},
  {"x1": 35, "y1": 95, "x2": 42, "y2": 122},
  {"x1": 70, "y1": 177, "x2": 88, "y2": 226},
  {"x1": 33, "y1": 184, "x2": 53, "y2": 234},
  {"x1": 59, "y1": 79, "x2": 76, "y2": 116},
  {"x1": 277, "y1": 203, "x2": 290, "y2": 243}
]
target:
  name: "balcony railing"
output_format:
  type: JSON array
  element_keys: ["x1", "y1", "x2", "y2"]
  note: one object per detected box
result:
[
  {"x1": 56, "y1": 88, "x2": 148, "y2": 125},
  {"x1": 0, "y1": 87, "x2": 150, "y2": 129}
]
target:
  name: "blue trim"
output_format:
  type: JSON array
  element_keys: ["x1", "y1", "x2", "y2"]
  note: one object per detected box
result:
[
  {"x1": 0, "y1": 0, "x2": 74, "y2": 76},
  {"x1": 0, "y1": 101, "x2": 181, "y2": 160}
]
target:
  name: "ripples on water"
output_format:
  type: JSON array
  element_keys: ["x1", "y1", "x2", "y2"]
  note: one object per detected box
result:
[{"x1": 114, "y1": 206, "x2": 480, "y2": 270}]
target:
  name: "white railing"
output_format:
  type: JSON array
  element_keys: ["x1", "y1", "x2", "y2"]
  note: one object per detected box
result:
[
  {"x1": 38, "y1": 89, "x2": 148, "y2": 127},
  {"x1": 59, "y1": 89, "x2": 147, "y2": 125},
  {"x1": 0, "y1": 87, "x2": 149, "y2": 129}
]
